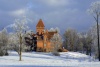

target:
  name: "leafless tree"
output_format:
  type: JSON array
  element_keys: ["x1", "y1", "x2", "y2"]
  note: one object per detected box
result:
[
  {"x1": 12, "y1": 16, "x2": 29, "y2": 61},
  {"x1": 50, "y1": 33, "x2": 62, "y2": 56},
  {"x1": 88, "y1": 1, "x2": 100, "y2": 61},
  {"x1": 0, "y1": 28, "x2": 8, "y2": 56},
  {"x1": 63, "y1": 29, "x2": 79, "y2": 51}
]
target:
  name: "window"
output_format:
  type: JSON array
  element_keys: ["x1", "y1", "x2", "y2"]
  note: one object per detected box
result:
[{"x1": 44, "y1": 44, "x2": 46, "y2": 46}]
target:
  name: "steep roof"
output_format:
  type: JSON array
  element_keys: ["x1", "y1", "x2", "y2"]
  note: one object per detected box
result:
[
  {"x1": 36, "y1": 19, "x2": 45, "y2": 27},
  {"x1": 47, "y1": 31, "x2": 57, "y2": 40}
]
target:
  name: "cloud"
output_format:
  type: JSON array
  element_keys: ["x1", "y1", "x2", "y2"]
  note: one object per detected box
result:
[
  {"x1": 0, "y1": 0, "x2": 29, "y2": 11},
  {"x1": 5, "y1": 23, "x2": 16, "y2": 28},
  {"x1": 9, "y1": 9, "x2": 26, "y2": 16},
  {"x1": 39, "y1": 0, "x2": 70, "y2": 7},
  {"x1": 0, "y1": 0, "x2": 98, "y2": 33},
  {"x1": 42, "y1": 8, "x2": 78, "y2": 23}
]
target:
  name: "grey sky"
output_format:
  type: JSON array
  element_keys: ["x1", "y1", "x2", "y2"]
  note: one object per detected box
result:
[{"x1": 0, "y1": 0, "x2": 99, "y2": 33}]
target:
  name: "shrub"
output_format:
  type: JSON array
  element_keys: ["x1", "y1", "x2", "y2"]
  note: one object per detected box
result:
[
  {"x1": 95, "y1": 53, "x2": 98, "y2": 59},
  {"x1": 58, "y1": 49, "x2": 62, "y2": 52},
  {"x1": 52, "y1": 52, "x2": 60, "y2": 56},
  {"x1": 0, "y1": 51, "x2": 4, "y2": 56},
  {"x1": 0, "y1": 49, "x2": 9, "y2": 56},
  {"x1": 5, "y1": 52, "x2": 9, "y2": 56}
]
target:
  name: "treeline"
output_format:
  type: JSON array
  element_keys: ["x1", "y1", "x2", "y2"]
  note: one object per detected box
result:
[
  {"x1": 63, "y1": 25, "x2": 99, "y2": 59},
  {"x1": 0, "y1": 23, "x2": 99, "y2": 60}
]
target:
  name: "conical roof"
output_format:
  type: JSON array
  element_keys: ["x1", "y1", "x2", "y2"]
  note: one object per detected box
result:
[{"x1": 36, "y1": 19, "x2": 45, "y2": 27}]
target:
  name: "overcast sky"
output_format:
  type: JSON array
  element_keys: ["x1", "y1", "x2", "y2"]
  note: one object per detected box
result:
[{"x1": 0, "y1": 0, "x2": 99, "y2": 33}]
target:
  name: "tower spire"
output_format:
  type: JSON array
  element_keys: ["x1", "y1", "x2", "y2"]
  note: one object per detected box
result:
[
  {"x1": 36, "y1": 19, "x2": 45, "y2": 35},
  {"x1": 36, "y1": 19, "x2": 45, "y2": 27}
]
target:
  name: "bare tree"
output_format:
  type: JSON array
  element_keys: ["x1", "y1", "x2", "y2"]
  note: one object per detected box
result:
[
  {"x1": 8, "y1": 33, "x2": 19, "y2": 54},
  {"x1": 0, "y1": 28, "x2": 8, "y2": 56},
  {"x1": 63, "y1": 29, "x2": 79, "y2": 51},
  {"x1": 50, "y1": 33, "x2": 62, "y2": 56},
  {"x1": 88, "y1": 25, "x2": 100, "y2": 58},
  {"x1": 12, "y1": 16, "x2": 29, "y2": 61},
  {"x1": 8, "y1": 32, "x2": 28, "y2": 54},
  {"x1": 88, "y1": 1, "x2": 100, "y2": 61},
  {"x1": 79, "y1": 31, "x2": 93, "y2": 56}
]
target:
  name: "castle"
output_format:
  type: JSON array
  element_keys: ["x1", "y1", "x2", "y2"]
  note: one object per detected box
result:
[
  {"x1": 25, "y1": 19, "x2": 66, "y2": 52},
  {"x1": 36, "y1": 19, "x2": 59, "y2": 52}
]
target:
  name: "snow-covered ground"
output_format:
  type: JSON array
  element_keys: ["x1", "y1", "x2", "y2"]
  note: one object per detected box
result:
[{"x1": 0, "y1": 51, "x2": 100, "y2": 67}]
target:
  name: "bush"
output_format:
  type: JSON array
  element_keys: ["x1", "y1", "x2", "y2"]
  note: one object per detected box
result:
[
  {"x1": 0, "y1": 51, "x2": 4, "y2": 56},
  {"x1": 0, "y1": 50, "x2": 9, "y2": 56},
  {"x1": 5, "y1": 52, "x2": 9, "y2": 56},
  {"x1": 95, "y1": 53, "x2": 98, "y2": 59},
  {"x1": 58, "y1": 49, "x2": 62, "y2": 52},
  {"x1": 37, "y1": 47, "x2": 43, "y2": 52},
  {"x1": 52, "y1": 52, "x2": 60, "y2": 56}
]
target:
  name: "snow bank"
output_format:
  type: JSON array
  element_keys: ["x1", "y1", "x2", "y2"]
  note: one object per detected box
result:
[{"x1": 0, "y1": 51, "x2": 100, "y2": 67}]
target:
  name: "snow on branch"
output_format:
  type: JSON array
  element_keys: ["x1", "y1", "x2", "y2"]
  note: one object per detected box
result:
[{"x1": 87, "y1": 1, "x2": 100, "y2": 16}]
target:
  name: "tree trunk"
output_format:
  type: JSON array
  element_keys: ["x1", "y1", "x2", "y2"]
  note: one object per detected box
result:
[
  {"x1": 90, "y1": 44, "x2": 91, "y2": 56},
  {"x1": 96, "y1": 15, "x2": 100, "y2": 61},
  {"x1": 19, "y1": 34, "x2": 22, "y2": 61},
  {"x1": 86, "y1": 48, "x2": 89, "y2": 55}
]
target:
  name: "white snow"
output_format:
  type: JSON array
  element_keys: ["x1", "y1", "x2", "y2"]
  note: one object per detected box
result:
[{"x1": 0, "y1": 51, "x2": 100, "y2": 67}]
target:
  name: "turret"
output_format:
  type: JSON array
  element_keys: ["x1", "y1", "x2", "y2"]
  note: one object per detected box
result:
[{"x1": 36, "y1": 19, "x2": 45, "y2": 35}]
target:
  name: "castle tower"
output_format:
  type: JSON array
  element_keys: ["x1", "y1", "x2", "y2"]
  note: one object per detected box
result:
[{"x1": 36, "y1": 19, "x2": 45, "y2": 35}]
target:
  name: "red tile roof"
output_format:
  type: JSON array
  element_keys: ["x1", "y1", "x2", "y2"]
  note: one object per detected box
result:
[
  {"x1": 47, "y1": 31, "x2": 57, "y2": 40},
  {"x1": 36, "y1": 19, "x2": 45, "y2": 27}
]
